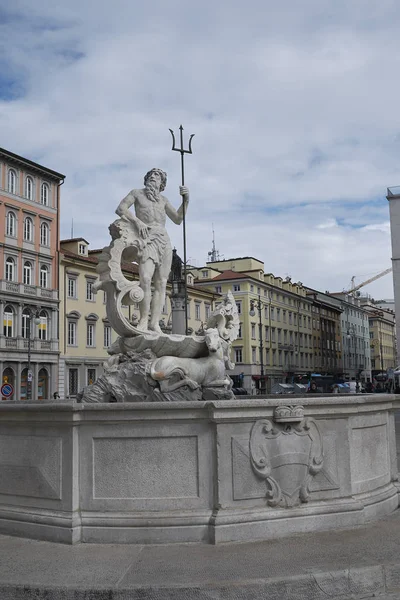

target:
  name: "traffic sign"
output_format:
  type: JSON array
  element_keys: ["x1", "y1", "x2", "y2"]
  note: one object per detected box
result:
[
  {"x1": 1, "y1": 383, "x2": 14, "y2": 398},
  {"x1": 27, "y1": 371, "x2": 33, "y2": 382}
]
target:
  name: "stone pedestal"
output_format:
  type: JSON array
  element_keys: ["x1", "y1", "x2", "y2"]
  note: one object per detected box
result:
[{"x1": 0, "y1": 395, "x2": 399, "y2": 545}]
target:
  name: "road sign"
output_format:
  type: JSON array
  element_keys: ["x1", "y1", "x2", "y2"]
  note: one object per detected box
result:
[{"x1": 1, "y1": 383, "x2": 14, "y2": 398}]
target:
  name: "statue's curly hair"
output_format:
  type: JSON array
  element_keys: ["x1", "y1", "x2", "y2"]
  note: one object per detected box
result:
[{"x1": 144, "y1": 168, "x2": 167, "y2": 192}]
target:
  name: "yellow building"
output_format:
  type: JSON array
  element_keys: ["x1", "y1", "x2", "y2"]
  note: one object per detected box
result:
[
  {"x1": 59, "y1": 238, "x2": 216, "y2": 398},
  {"x1": 193, "y1": 257, "x2": 315, "y2": 393},
  {"x1": 364, "y1": 304, "x2": 396, "y2": 375}
]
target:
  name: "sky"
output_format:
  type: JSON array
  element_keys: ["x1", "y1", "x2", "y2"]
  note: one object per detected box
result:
[{"x1": 0, "y1": 0, "x2": 399, "y2": 299}]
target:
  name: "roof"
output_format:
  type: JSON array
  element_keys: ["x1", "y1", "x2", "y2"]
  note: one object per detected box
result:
[
  {"x1": 61, "y1": 249, "x2": 139, "y2": 274},
  {"x1": 211, "y1": 270, "x2": 246, "y2": 281},
  {"x1": 207, "y1": 256, "x2": 262, "y2": 264},
  {"x1": 0, "y1": 147, "x2": 66, "y2": 180},
  {"x1": 61, "y1": 237, "x2": 89, "y2": 245}
]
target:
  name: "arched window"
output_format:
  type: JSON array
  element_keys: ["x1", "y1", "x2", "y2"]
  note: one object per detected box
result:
[
  {"x1": 38, "y1": 368, "x2": 49, "y2": 400},
  {"x1": 2, "y1": 366, "x2": 15, "y2": 390},
  {"x1": 3, "y1": 305, "x2": 14, "y2": 337},
  {"x1": 5, "y1": 257, "x2": 15, "y2": 281},
  {"x1": 38, "y1": 310, "x2": 48, "y2": 341},
  {"x1": 23, "y1": 261, "x2": 32, "y2": 285},
  {"x1": 40, "y1": 183, "x2": 49, "y2": 206},
  {"x1": 8, "y1": 169, "x2": 16, "y2": 194},
  {"x1": 40, "y1": 222, "x2": 49, "y2": 246},
  {"x1": 40, "y1": 264, "x2": 48, "y2": 288},
  {"x1": 23, "y1": 216, "x2": 33, "y2": 242},
  {"x1": 6, "y1": 211, "x2": 16, "y2": 237},
  {"x1": 25, "y1": 177, "x2": 34, "y2": 200},
  {"x1": 21, "y1": 308, "x2": 31, "y2": 338}
]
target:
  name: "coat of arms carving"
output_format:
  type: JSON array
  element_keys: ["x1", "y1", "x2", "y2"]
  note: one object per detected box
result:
[{"x1": 249, "y1": 406, "x2": 323, "y2": 508}]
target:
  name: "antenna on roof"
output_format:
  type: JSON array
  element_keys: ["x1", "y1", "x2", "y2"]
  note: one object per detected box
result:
[
  {"x1": 71, "y1": 218, "x2": 74, "y2": 238},
  {"x1": 207, "y1": 223, "x2": 222, "y2": 262}
]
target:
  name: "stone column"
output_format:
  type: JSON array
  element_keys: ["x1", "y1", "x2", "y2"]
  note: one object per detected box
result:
[
  {"x1": 33, "y1": 362, "x2": 39, "y2": 401},
  {"x1": 388, "y1": 187, "x2": 400, "y2": 362},
  {"x1": 15, "y1": 362, "x2": 22, "y2": 401},
  {"x1": 170, "y1": 296, "x2": 186, "y2": 335}
]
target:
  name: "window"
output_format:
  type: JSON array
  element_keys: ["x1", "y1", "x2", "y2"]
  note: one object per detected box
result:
[
  {"x1": 23, "y1": 261, "x2": 32, "y2": 285},
  {"x1": 277, "y1": 309, "x2": 281, "y2": 322},
  {"x1": 86, "y1": 280, "x2": 94, "y2": 301},
  {"x1": 3, "y1": 305, "x2": 14, "y2": 337},
  {"x1": 68, "y1": 277, "x2": 77, "y2": 298},
  {"x1": 79, "y1": 243, "x2": 87, "y2": 255},
  {"x1": 195, "y1": 303, "x2": 201, "y2": 320},
  {"x1": 5, "y1": 257, "x2": 15, "y2": 281},
  {"x1": 202, "y1": 270, "x2": 208, "y2": 278},
  {"x1": 251, "y1": 324, "x2": 256, "y2": 338},
  {"x1": 40, "y1": 264, "x2": 49, "y2": 288},
  {"x1": 68, "y1": 368, "x2": 79, "y2": 397},
  {"x1": 40, "y1": 183, "x2": 49, "y2": 206},
  {"x1": 238, "y1": 323, "x2": 242, "y2": 338},
  {"x1": 234, "y1": 348, "x2": 243, "y2": 363},
  {"x1": 233, "y1": 284, "x2": 241, "y2": 292},
  {"x1": 21, "y1": 309, "x2": 30, "y2": 338},
  {"x1": 68, "y1": 321, "x2": 77, "y2": 346},
  {"x1": 38, "y1": 310, "x2": 48, "y2": 340},
  {"x1": 270, "y1": 307, "x2": 275, "y2": 320},
  {"x1": 265, "y1": 326, "x2": 269, "y2": 341},
  {"x1": 6, "y1": 211, "x2": 16, "y2": 237},
  {"x1": 25, "y1": 177, "x2": 34, "y2": 200},
  {"x1": 215, "y1": 286, "x2": 221, "y2": 293},
  {"x1": 252, "y1": 347, "x2": 256, "y2": 363},
  {"x1": 8, "y1": 169, "x2": 16, "y2": 194},
  {"x1": 104, "y1": 325, "x2": 112, "y2": 347},
  {"x1": 40, "y1": 222, "x2": 49, "y2": 246},
  {"x1": 236, "y1": 301, "x2": 242, "y2": 315},
  {"x1": 23, "y1": 216, "x2": 33, "y2": 241},
  {"x1": 87, "y1": 323, "x2": 95, "y2": 347},
  {"x1": 271, "y1": 327, "x2": 276, "y2": 342},
  {"x1": 87, "y1": 368, "x2": 96, "y2": 385},
  {"x1": 283, "y1": 310, "x2": 287, "y2": 323},
  {"x1": 205, "y1": 304, "x2": 211, "y2": 319},
  {"x1": 250, "y1": 285, "x2": 254, "y2": 292}
]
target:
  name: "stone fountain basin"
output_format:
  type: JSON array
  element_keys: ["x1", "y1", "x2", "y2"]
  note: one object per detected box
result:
[{"x1": 0, "y1": 394, "x2": 399, "y2": 545}]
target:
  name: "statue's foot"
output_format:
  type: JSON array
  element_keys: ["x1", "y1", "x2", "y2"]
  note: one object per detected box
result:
[
  {"x1": 149, "y1": 322, "x2": 163, "y2": 334},
  {"x1": 137, "y1": 319, "x2": 149, "y2": 332}
]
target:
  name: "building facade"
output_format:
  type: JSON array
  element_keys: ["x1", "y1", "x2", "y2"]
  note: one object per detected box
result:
[
  {"x1": 193, "y1": 257, "x2": 315, "y2": 393},
  {"x1": 59, "y1": 239, "x2": 216, "y2": 399},
  {"x1": 0, "y1": 147, "x2": 65, "y2": 400},
  {"x1": 306, "y1": 289, "x2": 343, "y2": 376},
  {"x1": 361, "y1": 300, "x2": 397, "y2": 375},
  {"x1": 330, "y1": 293, "x2": 372, "y2": 382}
]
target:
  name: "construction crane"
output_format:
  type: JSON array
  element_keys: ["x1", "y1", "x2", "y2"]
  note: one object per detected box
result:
[{"x1": 346, "y1": 268, "x2": 392, "y2": 295}]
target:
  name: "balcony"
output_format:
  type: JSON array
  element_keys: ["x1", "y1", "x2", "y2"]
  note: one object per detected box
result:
[
  {"x1": 0, "y1": 280, "x2": 58, "y2": 300},
  {"x1": 0, "y1": 336, "x2": 58, "y2": 352},
  {"x1": 278, "y1": 343, "x2": 294, "y2": 351}
]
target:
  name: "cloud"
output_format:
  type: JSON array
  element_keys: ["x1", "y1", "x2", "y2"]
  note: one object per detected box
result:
[{"x1": 0, "y1": 0, "x2": 398, "y2": 298}]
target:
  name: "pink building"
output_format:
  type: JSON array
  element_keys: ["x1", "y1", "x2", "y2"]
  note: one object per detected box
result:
[{"x1": 0, "y1": 147, "x2": 65, "y2": 400}]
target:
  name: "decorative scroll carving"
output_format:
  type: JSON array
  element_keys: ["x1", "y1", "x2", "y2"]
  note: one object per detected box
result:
[{"x1": 249, "y1": 411, "x2": 323, "y2": 508}]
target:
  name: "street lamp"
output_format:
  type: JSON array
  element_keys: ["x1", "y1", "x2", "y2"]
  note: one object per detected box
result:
[
  {"x1": 250, "y1": 294, "x2": 270, "y2": 394},
  {"x1": 25, "y1": 307, "x2": 41, "y2": 400}
]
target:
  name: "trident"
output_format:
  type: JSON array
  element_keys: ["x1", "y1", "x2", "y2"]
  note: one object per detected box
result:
[{"x1": 169, "y1": 125, "x2": 195, "y2": 334}]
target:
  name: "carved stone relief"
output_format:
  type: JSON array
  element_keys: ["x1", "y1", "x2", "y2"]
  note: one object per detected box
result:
[{"x1": 249, "y1": 406, "x2": 324, "y2": 508}]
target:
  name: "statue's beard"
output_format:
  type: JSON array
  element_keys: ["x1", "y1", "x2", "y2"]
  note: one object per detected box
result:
[{"x1": 145, "y1": 181, "x2": 161, "y2": 203}]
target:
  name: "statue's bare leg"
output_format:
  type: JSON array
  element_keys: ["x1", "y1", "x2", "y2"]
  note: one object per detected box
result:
[
  {"x1": 138, "y1": 259, "x2": 156, "y2": 331},
  {"x1": 149, "y1": 249, "x2": 172, "y2": 333}
]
